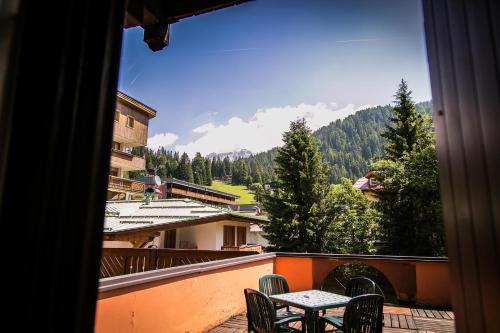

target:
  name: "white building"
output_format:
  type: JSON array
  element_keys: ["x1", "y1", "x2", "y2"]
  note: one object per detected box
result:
[{"x1": 103, "y1": 199, "x2": 268, "y2": 250}]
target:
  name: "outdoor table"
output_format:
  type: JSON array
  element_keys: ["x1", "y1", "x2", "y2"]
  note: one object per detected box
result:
[{"x1": 269, "y1": 289, "x2": 351, "y2": 333}]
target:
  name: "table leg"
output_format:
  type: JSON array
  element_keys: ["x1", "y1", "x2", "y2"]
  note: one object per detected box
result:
[{"x1": 305, "y1": 310, "x2": 319, "y2": 333}]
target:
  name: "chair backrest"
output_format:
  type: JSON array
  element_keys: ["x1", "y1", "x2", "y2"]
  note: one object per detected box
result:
[
  {"x1": 244, "y1": 288, "x2": 276, "y2": 333},
  {"x1": 259, "y1": 274, "x2": 290, "y2": 296},
  {"x1": 343, "y1": 294, "x2": 384, "y2": 333},
  {"x1": 345, "y1": 276, "x2": 376, "y2": 297}
]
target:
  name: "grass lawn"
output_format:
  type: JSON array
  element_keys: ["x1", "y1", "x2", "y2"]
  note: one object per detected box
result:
[{"x1": 209, "y1": 180, "x2": 255, "y2": 204}]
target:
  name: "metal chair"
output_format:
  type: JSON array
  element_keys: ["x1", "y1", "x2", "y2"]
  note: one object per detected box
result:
[
  {"x1": 259, "y1": 274, "x2": 290, "y2": 311},
  {"x1": 244, "y1": 288, "x2": 305, "y2": 333},
  {"x1": 345, "y1": 276, "x2": 377, "y2": 297},
  {"x1": 319, "y1": 294, "x2": 384, "y2": 333},
  {"x1": 321, "y1": 276, "x2": 377, "y2": 316}
]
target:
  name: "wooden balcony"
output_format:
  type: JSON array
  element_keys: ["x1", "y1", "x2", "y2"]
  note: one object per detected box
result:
[
  {"x1": 110, "y1": 149, "x2": 145, "y2": 171},
  {"x1": 108, "y1": 175, "x2": 145, "y2": 194}
]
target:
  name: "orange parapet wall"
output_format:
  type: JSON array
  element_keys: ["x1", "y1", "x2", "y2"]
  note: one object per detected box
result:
[
  {"x1": 95, "y1": 255, "x2": 274, "y2": 333},
  {"x1": 415, "y1": 262, "x2": 451, "y2": 306},
  {"x1": 275, "y1": 254, "x2": 451, "y2": 307},
  {"x1": 274, "y1": 256, "x2": 314, "y2": 291}
]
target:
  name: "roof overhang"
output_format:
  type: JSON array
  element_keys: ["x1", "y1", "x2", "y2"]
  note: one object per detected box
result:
[
  {"x1": 104, "y1": 212, "x2": 267, "y2": 237},
  {"x1": 117, "y1": 91, "x2": 157, "y2": 118},
  {"x1": 124, "y1": 0, "x2": 254, "y2": 51}
]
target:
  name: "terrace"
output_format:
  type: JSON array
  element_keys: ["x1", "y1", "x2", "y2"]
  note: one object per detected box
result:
[{"x1": 95, "y1": 252, "x2": 453, "y2": 333}]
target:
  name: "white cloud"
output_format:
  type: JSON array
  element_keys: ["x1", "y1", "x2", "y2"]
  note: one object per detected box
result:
[
  {"x1": 175, "y1": 102, "x2": 365, "y2": 157},
  {"x1": 147, "y1": 132, "x2": 178, "y2": 150},
  {"x1": 355, "y1": 104, "x2": 372, "y2": 112}
]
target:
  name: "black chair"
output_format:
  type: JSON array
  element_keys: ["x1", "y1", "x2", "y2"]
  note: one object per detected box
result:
[
  {"x1": 321, "y1": 276, "x2": 377, "y2": 316},
  {"x1": 244, "y1": 288, "x2": 305, "y2": 333},
  {"x1": 319, "y1": 294, "x2": 384, "y2": 333},
  {"x1": 259, "y1": 274, "x2": 290, "y2": 311},
  {"x1": 345, "y1": 277, "x2": 377, "y2": 297}
]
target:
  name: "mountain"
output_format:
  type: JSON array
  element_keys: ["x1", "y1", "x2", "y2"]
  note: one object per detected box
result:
[
  {"x1": 244, "y1": 101, "x2": 432, "y2": 184},
  {"x1": 207, "y1": 149, "x2": 253, "y2": 161}
]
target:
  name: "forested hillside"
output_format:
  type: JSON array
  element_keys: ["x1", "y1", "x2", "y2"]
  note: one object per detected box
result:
[
  {"x1": 131, "y1": 102, "x2": 431, "y2": 186},
  {"x1": 245, "y1": 101, "x2": 432, "y2": 184}
]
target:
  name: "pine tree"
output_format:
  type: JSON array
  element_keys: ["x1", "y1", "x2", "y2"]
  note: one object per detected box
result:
[
  {"x1": 218, "y1": 158, "x2": 226, "y2": 177},
  {"x1": 263, "y1": 119, "x2": 330, "y2": 252},
  {"x1": 382, "y1": 79, "x2": 424, "y2": 160},
  {"x1": 211, "y1": 157, "x2": 217, "y2": 179},
  {"x1": 250, "y1": 160, "x2": 263, "y2": 184},
  {"x1": 223, "y1": 156, "x2": 231, "y2": 177},
  {"x1": 177, "y1": 153, "x2": 194, "y2": 183},
  {"x1": 192, "y1": 152, "x2": 206, "y2": 185},
  {"x1": 205, "y1": 158, "x2": 213, "y2": 186},
  {"x1": 231, "y1": 158, "x2": 249, "y2": 185},
  {"x1": 373, "y1": 81, "x2": 445, "y2": 256}
]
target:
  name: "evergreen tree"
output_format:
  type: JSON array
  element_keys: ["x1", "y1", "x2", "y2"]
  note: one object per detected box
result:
[
  {"x1": 177, "y1": 153, "x2": 194, "y2": 183},
  {"x1": 192, "y1": 152, "x2": 206, "y2": 185},
  {"x1": 223, "y1": 156, "x2": 232, "y2": 177},
  {"x1": 231, "y1": 158, "x2": 249, "y2": 185},
  {"x1": 382, "y1": 79, "x2": 424, "y2": 160},
  {"x1": 205, "y1": 158, "x2": 213, "y2": 186},
  {"x1": 216, "y1": 158, "x2": 225, "y2": 177},
  {"x1": 211, "y1": 157, "x2": 217, "y2": 179},
  {"x1": 263, "y1": 119, "x2": 330, "y2": 252},
  {"x1": 250, "y1": 160, "x2": 263, "y2": 184},
  {"x1": 373, "y1": 82, "x2": 444, "y2": 256}
]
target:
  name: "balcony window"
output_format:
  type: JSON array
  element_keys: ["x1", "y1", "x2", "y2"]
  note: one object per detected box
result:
[
  {"x1": 237, "y1": 226, "x2": 246, "y2": 246},
  {"x1": 112, "y1": 141, "x2": 121, "y2": 150},
  {"x1": 126, "y1": 116, "x2": 134, "y2": 128},
  {"x1": 114, "y1": 110, "x2": 120, "y2": 122}
]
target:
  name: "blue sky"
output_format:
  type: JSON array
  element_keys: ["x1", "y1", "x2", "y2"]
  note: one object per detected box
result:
[{"x1": 118, "y1": 0, "x2": 431, "y2": 157}]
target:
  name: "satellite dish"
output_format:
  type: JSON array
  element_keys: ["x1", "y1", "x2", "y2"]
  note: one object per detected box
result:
[{"x1": 154, "y1": 175, "x2": 161, "y2": 186}]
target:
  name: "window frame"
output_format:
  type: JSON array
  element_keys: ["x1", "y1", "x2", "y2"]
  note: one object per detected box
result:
[{"x1": 126, "y1": 116, "x2": 134, "y2": 128}]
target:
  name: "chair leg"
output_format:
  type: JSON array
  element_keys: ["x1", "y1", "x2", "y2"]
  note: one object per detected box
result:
[
  {"x1": 301, "y1": 318, "x2": 306, "y2": 333},
  {"x1": 318, "y1": 319, "x2": 325, "y2": 333}
]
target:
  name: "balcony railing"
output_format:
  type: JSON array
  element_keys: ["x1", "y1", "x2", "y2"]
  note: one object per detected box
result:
[
  {"x1": 221, "y1": 244, "x2": 263, "y2": 252},
  {"x1": 100, "y1": 248, "x2": 259, "y2": 278},
  {"x1": 108, "y1": 175, "x2": 145, "y2": 194}
]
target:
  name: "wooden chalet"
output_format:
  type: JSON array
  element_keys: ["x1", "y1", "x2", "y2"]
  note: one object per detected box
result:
[{"x1": 163, "y1": 178, "x2": 239, "y2": 205}]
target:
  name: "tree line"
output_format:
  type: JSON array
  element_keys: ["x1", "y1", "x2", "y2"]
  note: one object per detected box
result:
[{"x1": 129, "y1": 148, "x2": 265, "y2": 187}]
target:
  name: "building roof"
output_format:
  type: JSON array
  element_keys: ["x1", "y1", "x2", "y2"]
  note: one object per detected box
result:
[
  {"x1": 164, "y1": 178, "x2": 239, "y2": 199},
  {"x1": 104, "y1": 199, "x2": 267, "y2": 235},
  {"x1": 353, "y1": 174, "x2": 383, "y2": 192},
  {"x1": 117, "y1": 91, "x2": 157, "y2": 119}
]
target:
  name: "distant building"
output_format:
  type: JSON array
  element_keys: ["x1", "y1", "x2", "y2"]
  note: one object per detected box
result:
[
  {"x1": 353, "y1": 171, "x2": 383, "y2": 201},
  {"x1": 102, "y1": 199, "x2": 268, "y2": 250},
  {"x1": 137, "y1": 174, "x2": 164, "y2": 199},
  {"x1": 107, "y1": 92, "x2": 156, "y2": 200},
  {"x1": 163, "y1": 178, "x2": 239, "y2": 206}
]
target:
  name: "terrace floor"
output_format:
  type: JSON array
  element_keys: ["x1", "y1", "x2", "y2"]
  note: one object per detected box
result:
[{"x1": 208, "y1": 305, "x2": 455, "y2": 333}]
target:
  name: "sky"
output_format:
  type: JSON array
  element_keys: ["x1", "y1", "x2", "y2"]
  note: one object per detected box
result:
[{"x1": 118, "y1": 0, "x2": 431, "y2": 157}]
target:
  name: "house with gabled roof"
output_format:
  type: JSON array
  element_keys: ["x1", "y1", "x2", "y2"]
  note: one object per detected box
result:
[
  {"x1": 353, "y1": 171, "x2": 383, "y2": 201},
  {"x1": 102, "y1": 199, "x2": 267, "y2": 249}
]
